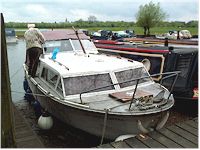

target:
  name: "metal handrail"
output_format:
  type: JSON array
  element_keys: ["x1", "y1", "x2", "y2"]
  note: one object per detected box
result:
[
  {"x1": 79, "y1": 71, "x2": 180, "y2": 104},
  {"x1": 129, "y1": 79, "x2": 139, "y2": 110}
]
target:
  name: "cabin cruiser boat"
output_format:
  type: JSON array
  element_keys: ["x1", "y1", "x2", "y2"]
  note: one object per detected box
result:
[
  {"x1": 5, "y1": 28, "x2": 18, "y2": 44},
  {"x1": 23, "y1": 29, "x2": 178, "y2": 140}
]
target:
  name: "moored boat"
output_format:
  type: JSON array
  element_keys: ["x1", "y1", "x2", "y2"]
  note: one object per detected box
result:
[
  {"x1": 94, "y1": 39, "x2": 198, "y2": 101},
  {"x1": 23, "y1": 29, "x2": 178, "y2": 140},
  {"x1": 5, "y1": 28, "x2": 18, "y2": 44}
]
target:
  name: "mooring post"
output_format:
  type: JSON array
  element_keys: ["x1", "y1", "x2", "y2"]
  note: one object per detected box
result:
[
  {"x1": 177, "y1": 30, "x2": 180, "y2": 40},
  {"x1": 1, "y1": 13, "x2": 16, "y2": 148},
  {"x1": 164, "y1": 38, "x2": 168, "y2": 47}
]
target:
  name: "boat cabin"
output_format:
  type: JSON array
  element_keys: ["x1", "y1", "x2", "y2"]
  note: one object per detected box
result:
[
  {"x1": 24, "y1": 29, "x2": 176, "y2": 139},
  {"x1": 37, "y1": 30, "x2": 153, "y2": 100}
]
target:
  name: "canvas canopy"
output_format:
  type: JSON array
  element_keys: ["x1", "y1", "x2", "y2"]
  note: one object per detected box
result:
[{"x1": 42, "y1": 29, "x2": 90, "y2": 41}]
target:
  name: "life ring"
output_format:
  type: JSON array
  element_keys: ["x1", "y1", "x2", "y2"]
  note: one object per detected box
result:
[{"x1": 141, "y1": 58, "x2": 151, "y2": 71}]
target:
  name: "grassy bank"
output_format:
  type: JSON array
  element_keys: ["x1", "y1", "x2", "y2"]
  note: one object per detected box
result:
[{"x1": 16, "y1": 26, "x2": 198, "y2": 37}]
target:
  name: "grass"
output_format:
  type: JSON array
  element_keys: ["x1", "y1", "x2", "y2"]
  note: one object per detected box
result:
[
  {"x1": 16, "y1": 26, "x2": 198, "y2": 37},
  {"x1": 16, "y1": 31, "x2": 26, "y2": 37}
]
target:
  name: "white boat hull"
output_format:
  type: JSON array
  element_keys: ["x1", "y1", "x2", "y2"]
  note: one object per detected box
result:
[
  {"x1": 26, "y1": 74, "x2": 170, "y2": 140},
  {"x1": 6, "y1": 37, "x2": 18, "y2": 44}
]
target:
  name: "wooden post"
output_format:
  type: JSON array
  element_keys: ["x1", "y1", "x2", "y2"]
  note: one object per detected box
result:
[{"x1": 1, "y1": 13, "x2": 16, "y2": 148}]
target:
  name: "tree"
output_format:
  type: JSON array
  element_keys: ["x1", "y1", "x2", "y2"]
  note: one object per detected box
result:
[
  {"x1": 88, "y1": 15, "x2": 97, "y2": 22},
  {"x1": 186, "y1": 21, "x2": 198, "y2": 27},
  {"x1": 136, "y1": 1, "x2": 167, "y2": 36}
]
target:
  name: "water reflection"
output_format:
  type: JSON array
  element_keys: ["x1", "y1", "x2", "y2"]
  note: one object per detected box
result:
[{"x1": 7, "y1": 39, "x2": 26, "y2": 102}]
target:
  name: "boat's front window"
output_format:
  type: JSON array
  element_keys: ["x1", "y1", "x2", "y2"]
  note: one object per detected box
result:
[
  {"x1": 71, "y1": 40, "x2": 82, "y2": 51},
  {"x1": 44, "y1": 40, "x2": 73, "y2": 53},
  {"x1": 44, "y1": 39, "x2": 97, "y2": 54},
  {"x1": 115, "y1": 67, "x2": 151, "y2": 88},
  {"x1": 71, "y1": 40, "x2": 97, "y2": 52},
  {"x1": 63, "y1": 73, "x2": 114, "y2": 96}
]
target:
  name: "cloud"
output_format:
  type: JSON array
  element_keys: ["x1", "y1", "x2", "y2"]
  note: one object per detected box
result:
[
  {"x1": 25, "y1": 4, "x2": 49, "y2": 16},
  {"x1": 67, "y1": 9, "x2": 133, "y2": 22},
  {"x1": 68, "y1": 9, "x2": 91, "y2": 21},
  {"x1": 1, "y1": 0, "x2": 198, "y2": 22}
]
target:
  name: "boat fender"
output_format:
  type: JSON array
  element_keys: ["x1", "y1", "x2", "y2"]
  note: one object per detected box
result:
[
  {"x1": 156, "y1": 111, "x2": 169, "y2": 130},
  {"x1": 23, "y1": 78, "x2": 29, "y2": 92},
  {"x1": 24, "y1": 88, "x2": 34, "y2": 104},
  {"x1": 137, "y1": 120, "x2": 150, "y2": 133},
  {"x1": 141, "y1": 58, "x2": 151, "y2": 71},
  {"x1": 33, "y1": 100, "x2": 42, "y2": 118},
  {"x1": 38, "y1": 111, "x2": 53, "y2": 130},
  {"x1": 115, "y1": 134, "x2": 136, "y2": 142}
]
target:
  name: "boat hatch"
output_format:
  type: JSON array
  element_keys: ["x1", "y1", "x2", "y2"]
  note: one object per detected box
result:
[{"x1": 44, "y1": 39, "x2": 98, "y2": 54}]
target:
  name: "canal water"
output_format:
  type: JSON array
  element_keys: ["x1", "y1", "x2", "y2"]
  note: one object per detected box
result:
[
  {"x1": 7, "y1": 39, "x2": 103, "y2": 148},
  {"x1": 7, "y1": 39, "x2": 26, "y2": 102}
]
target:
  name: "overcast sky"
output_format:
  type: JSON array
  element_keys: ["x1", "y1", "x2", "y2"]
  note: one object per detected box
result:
[{"x1": 1, "y1": 0, "x2": 199, "y2": 23}]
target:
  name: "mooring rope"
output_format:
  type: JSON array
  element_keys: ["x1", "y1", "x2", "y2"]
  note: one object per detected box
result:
[
  {"x1": 11, "y1": 90, "x2": 47, "y2": 98},
  {"x1": 100, "y1": 108, "x2": 109, "y2": 145}
]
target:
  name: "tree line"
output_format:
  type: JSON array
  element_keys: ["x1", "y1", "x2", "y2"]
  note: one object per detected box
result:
[{"x1": 5, "y1": 20, "x2": 197, "y2": 29}]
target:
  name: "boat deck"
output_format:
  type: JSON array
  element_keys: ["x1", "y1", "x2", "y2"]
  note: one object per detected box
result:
[
  {"x1": 97, "y1": 117, "x2": 198, "y2": 148},
  {"x1": 13, "y1": 103, "x2": 45, "y2": 148}
]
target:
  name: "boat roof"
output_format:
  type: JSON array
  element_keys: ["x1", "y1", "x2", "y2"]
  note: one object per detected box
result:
[
  {"x1": 95, "y1": 41, "x2": 198, "y2": 54},
  {"x1": 40, "y1": 53, "x2": 144, "y2": 77},
  {"x1": 42, "y1": 29, "x2": 90, "y2": 41}
]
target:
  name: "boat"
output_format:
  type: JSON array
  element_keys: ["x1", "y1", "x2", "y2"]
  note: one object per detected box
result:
[
  {"x1": 94, "y1": 39, "x2": 198, "y2": 101},
  {"x1": 5, "y1": 28, "x2": 18, "y2": 44},
  {"x1": 23, "y1": 29, "x2": 178, "y2": 140},
  {"x1": 155, "y1": 30, "x2": 192, "y2": 40}
]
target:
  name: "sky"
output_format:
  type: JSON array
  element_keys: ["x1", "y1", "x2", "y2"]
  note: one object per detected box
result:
[{"x1": 0, "y1": 0, "x2": 199, "y2": 23}]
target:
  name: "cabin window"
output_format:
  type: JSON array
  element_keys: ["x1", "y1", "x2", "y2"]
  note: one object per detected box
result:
[
  {"x1": 57, "y1": 79, "x2": 63, "y2": 95},
  {"x1": 71, "y1": 40, "x2": 97, "y2": 52},
  {"x1": 115, "y1": 67, "x2": 151, "y2": 88},
  {"x1": 60, "y1": 40, "x2": 74, "y2": 51},
  {"x1": 63, "y1": 74, "x2": 114, "y2": 96},
  {"x1": 81, "y1": 40, "x2": 97, "y2": 51},
  {"x1": 44, "y1": 40, "x2": 73, "y2": 53},
  {"x1": 41, "y1": 68, "x2": 58, "y2": 87},
  {"x1": 71, "y1": 40, "x2": 82, "y2": 51}
]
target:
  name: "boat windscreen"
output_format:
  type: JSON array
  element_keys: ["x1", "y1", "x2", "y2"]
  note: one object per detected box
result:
[
  {"x1": 44, "y1": 39, "x2": 98, "y2": 54},
  {"x1": 44, "y1": 40, "x2": 73, "y2": 53},
  {"x1": 63, "y1": 73, "x2": 114, "y2": 96},
  {"x1": 71, "y1": 40, "x2": 97, "y2": 52},
  {"x1": 115, "y1": 67, "x2": 151, "y2": 88}
]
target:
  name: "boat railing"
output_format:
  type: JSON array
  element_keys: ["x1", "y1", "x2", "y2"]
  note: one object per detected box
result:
[{"x1": 79, "y1": 71, "x2": 180, "y2": 108}]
